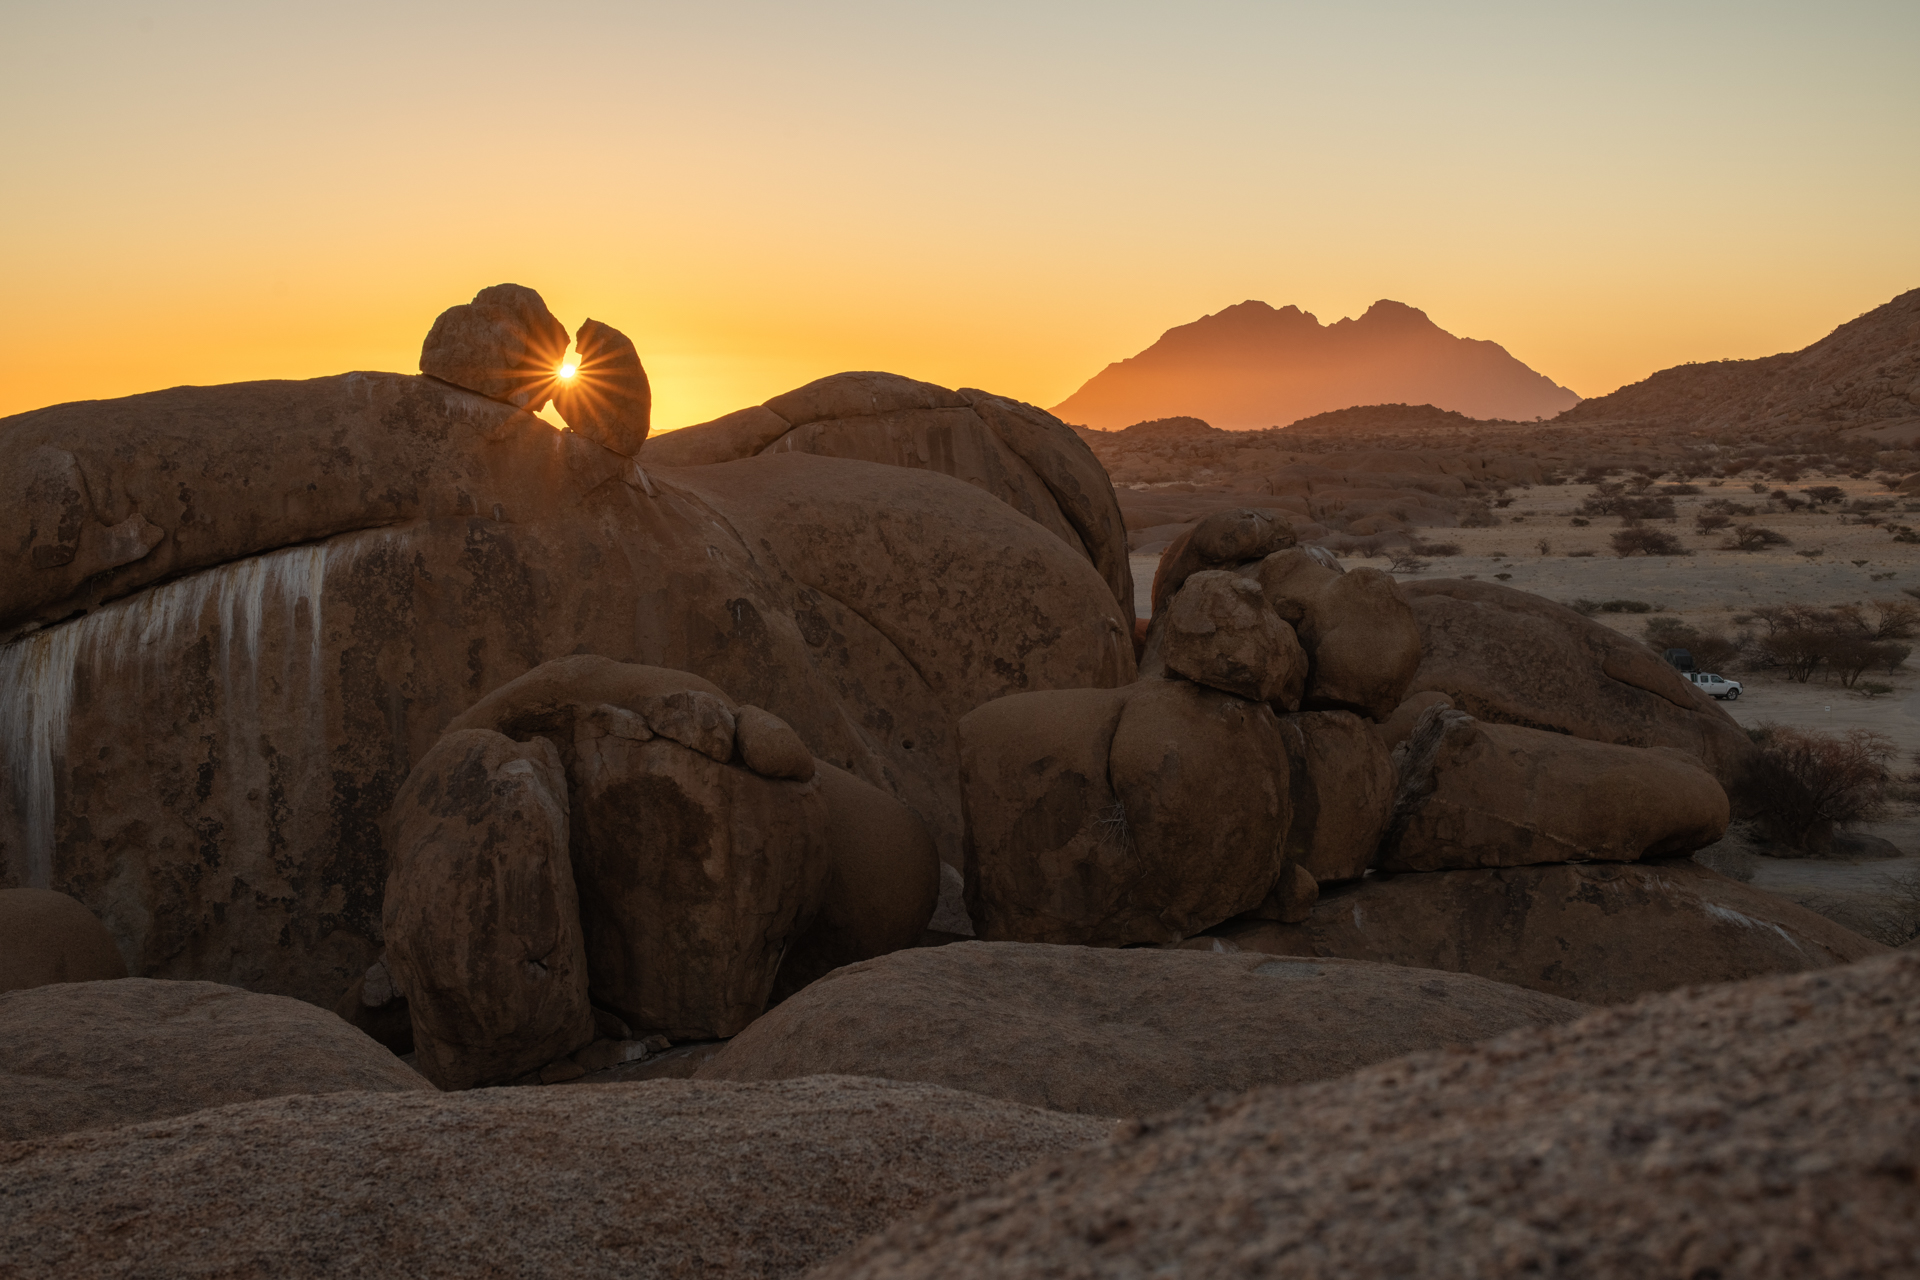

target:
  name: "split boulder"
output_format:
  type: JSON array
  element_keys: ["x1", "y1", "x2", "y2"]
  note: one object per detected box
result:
[
  {"x1": 383, "y1": 729, "x2": 593, "y2": 1090},
  {"x1": 418, "y1": 283, "x2": 571, "y2": 411},
  {"x1": 551, "y1": 317, "x2": 651, "y2": 456}
]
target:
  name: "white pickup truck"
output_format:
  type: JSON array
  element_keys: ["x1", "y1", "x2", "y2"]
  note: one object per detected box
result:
[{"x1": 1687, "y1": 672, "x2": 1743, "y2": 700}]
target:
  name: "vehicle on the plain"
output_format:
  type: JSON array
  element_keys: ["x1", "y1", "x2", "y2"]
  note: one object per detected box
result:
[{"x1": 1687, "y1": 672, "x2": 1742, "y2": 700}]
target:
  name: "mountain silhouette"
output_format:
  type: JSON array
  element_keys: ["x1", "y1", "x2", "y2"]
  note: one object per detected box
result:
[
  {"x1": 1557, "y1": 286, "x2": 1920, "y2": 434},
  {"x1": 1052, "y1": 300, "x2": 1579, "y2": 431}
]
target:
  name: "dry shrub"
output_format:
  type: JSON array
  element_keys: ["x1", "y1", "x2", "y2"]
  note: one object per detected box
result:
[
  {"x1": 1748, "y1": 723, "x2": 1896, "y2": 853},
  {"x1": 1611, "y1": 527, "x2": 1686, "y2": 557}
]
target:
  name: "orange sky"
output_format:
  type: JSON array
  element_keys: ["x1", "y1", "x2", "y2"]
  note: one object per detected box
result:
[{"x1": 3, "y1": 3, "x2": 1916, "y2": 431}]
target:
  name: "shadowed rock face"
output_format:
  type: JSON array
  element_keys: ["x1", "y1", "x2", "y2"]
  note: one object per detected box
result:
[
  {"x1": 0, "y1": 373, "x2": 1133, "y2": 1005},
  {"x1": 0, "y1": 887, "x2": 127, "y2": 994}
]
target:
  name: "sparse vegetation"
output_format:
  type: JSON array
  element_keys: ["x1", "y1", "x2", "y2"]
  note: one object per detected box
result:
[
  {"x1": 1611, "y1": 527, "x2": 1686, "y2": 557},
  {"x1": 1747, "y1": 723, "x2": 1896, "y2": 853},
  {"x1": 1725, "y1": 523, "x2": 1791, "y2": 551}
]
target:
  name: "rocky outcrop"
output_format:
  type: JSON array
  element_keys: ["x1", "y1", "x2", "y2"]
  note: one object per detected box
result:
[
  {"x1": 961, "y1": 680, "x2": 1291, "y2": 946},
  {"x1": 642, "y1": 372, "x2": 1134, "y2": 618},
  {"x1": 1275, "y1": 711, "x2": 1394, "y2": 883},
  {"x1": 382, "y1": 729, "x2": 593, "y2": 1090},
  {"x1": 418, "y1": 283, "x2": 571, "y2": 411},
  {"x1": 815, "y1": 950, "x2": 1920, "y2": 1280},
  {"x1": 0, "y1": 888, "x2": 126, "y2": 994},
  {"x1": 0, "y1": 1077, "x2": 1107, "y2": 1280},
  {"x1": 1381, "y1": 707, "x2": 1730, "y2": 871},
  {"x1": 698, "y1": 942, "x2": 1584, "y2": 1117},
  {"x1": 1159, "y1": 570, "x2": 1306, "y2": 707},
  {"x1": 551, "y1": 316, "x2": 651, "y2": 456},
  {"x1": 1400, "y1": 578, "x2": 1758, "y2": 793},
  {"x1": 0, "y1": 372, "x2": 1131, "y2": 1005},
  {"x1": 1214, "y1": 860, "x2": 1885, "y2": 1004},
  {"x1": 0, "y1": 978, "x2": 431, "y2": 1141}
]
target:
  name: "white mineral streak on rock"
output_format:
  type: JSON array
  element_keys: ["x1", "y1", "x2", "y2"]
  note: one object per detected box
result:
[{"x1": 0, "y1": 532, "x2": 384, "y2": 887}]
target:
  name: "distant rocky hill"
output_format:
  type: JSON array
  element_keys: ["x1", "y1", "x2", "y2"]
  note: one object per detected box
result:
[
  {"x1": 1052, "y1": 300, "x2": 1580, "y2": 430},
  {"x1": 1560, "y1": 286, "x2": 1920, "y2": 436}
]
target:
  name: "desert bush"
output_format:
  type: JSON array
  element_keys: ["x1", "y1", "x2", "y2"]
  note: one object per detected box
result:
[
  {"x1": 1748, "y1": 481, "x2": 1770, "y2": 493},
  {"x1": 1386, "y1": 552, "x2": 1430, "y2": 574},
  {"x1": 1803, "y1": 486, "x2": 1846, "y2": 508},
  {"x1": 1570, "y1": 517, "x2": 1590, "y2": 527},
  {"x1": 1596, "y1": 599, "x2": 1655, "y2": 614},
  {"x1": 1611, "y1": 527, "x2": 1686, "y2": 557},
  {"x1": 1725, "y1": 524, "x2": 1791, "y2": 551},
  {"x1": 1643, "y1": 616, "x2": 1745, "y2": 670},
  {"x1": 1412, "y1": 540, "x2": 1462, "y2": 557},
  {"x1": 1660, "y1": 483, "x2": 1701, "y2": 496},
  {"x1": 1695, "y1": 512, "x2": 1732, "y2": 533},
  {"x1": 1458, "y1": 501, "x2": 1497, "y2": 528},
  {"x1": 1747, "y1": 723, "x2": 1895, "y2": 852}
]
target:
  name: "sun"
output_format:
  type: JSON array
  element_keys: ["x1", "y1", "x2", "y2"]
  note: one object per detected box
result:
[{"x1": 558, "y1": 361, "x2": 578, "y2": 379}]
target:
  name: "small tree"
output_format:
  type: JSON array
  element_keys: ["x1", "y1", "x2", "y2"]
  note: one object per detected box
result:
[
  {"x1": 1387, "y1": 551, "x2": 1430, "y2": 574},
  {"x1": 1726, "y1": 524, "x2": 1790, "y2": 551},
  {"x1": 1695, "y1": 511, "x2": 1732, "y2": 534},
  {"x1": 1749, "y1": 723, "x2": 1895, "y2": 852},
  {"x1": 1611, "y1": 527, "x2": 1686, "y2": 557}
]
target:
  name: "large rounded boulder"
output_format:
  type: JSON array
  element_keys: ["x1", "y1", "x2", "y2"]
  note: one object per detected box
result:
[
  {"x1": 1381, "y1": 706, "x2": 1730, "y2": 870},
  {"x1": 697, "y1": 942, "x2": 1585, "y2": 1117},
  {"x1": 383, "y1": 729, "x2": 594, "y2": 1090},
  {"x1": 960, "y1": 679, "x2": 1292, "y2": 946},
  {"x1": 1400, "y1": 577, "x2": 1758, "y2": 794},
  {"x1": 643, "y1": 371, "x2": 1133, "y2": 619},
  {"x1": 0, "y1": 978, "x2": 432, "y2": 1142}
]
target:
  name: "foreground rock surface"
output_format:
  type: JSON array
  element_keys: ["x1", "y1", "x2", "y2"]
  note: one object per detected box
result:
[
  {"x1": 818, "y1": 950, "x2": 1920, "y2": 1280},
  {"x1": 698, "y1": 943, "x2": 1583, "y2": 1117},
  {"x1": 1216, "y1": 860, "x2": 1885, "y2": 1005},
  {"x1": 0, "y1": 1077, "x2": 1107, "y2": 1280},
  {"x1": 0, "y1": 979, "x2": 431, "y2": 1141},
  {"x1": 0, "y1": 888, "x2": 126, "y2": 994}
]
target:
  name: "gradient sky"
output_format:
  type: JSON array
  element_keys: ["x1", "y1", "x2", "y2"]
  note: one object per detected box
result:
[{"x1": 3, "y1": 1, "x2": 1916, "y2": 431}]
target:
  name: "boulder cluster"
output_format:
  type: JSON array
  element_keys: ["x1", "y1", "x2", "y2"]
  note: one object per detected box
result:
[{"x1": 2, "y1": 283, "x2": 1912, "y2": 1275}]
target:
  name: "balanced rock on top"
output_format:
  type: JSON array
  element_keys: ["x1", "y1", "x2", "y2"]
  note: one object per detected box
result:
[
  {"x1": 1160, "y1": 570, "x2": 1307, "y2": 709},
  {"x1": 419, "y1": 283, "x2": 572, "y2": 411}
]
